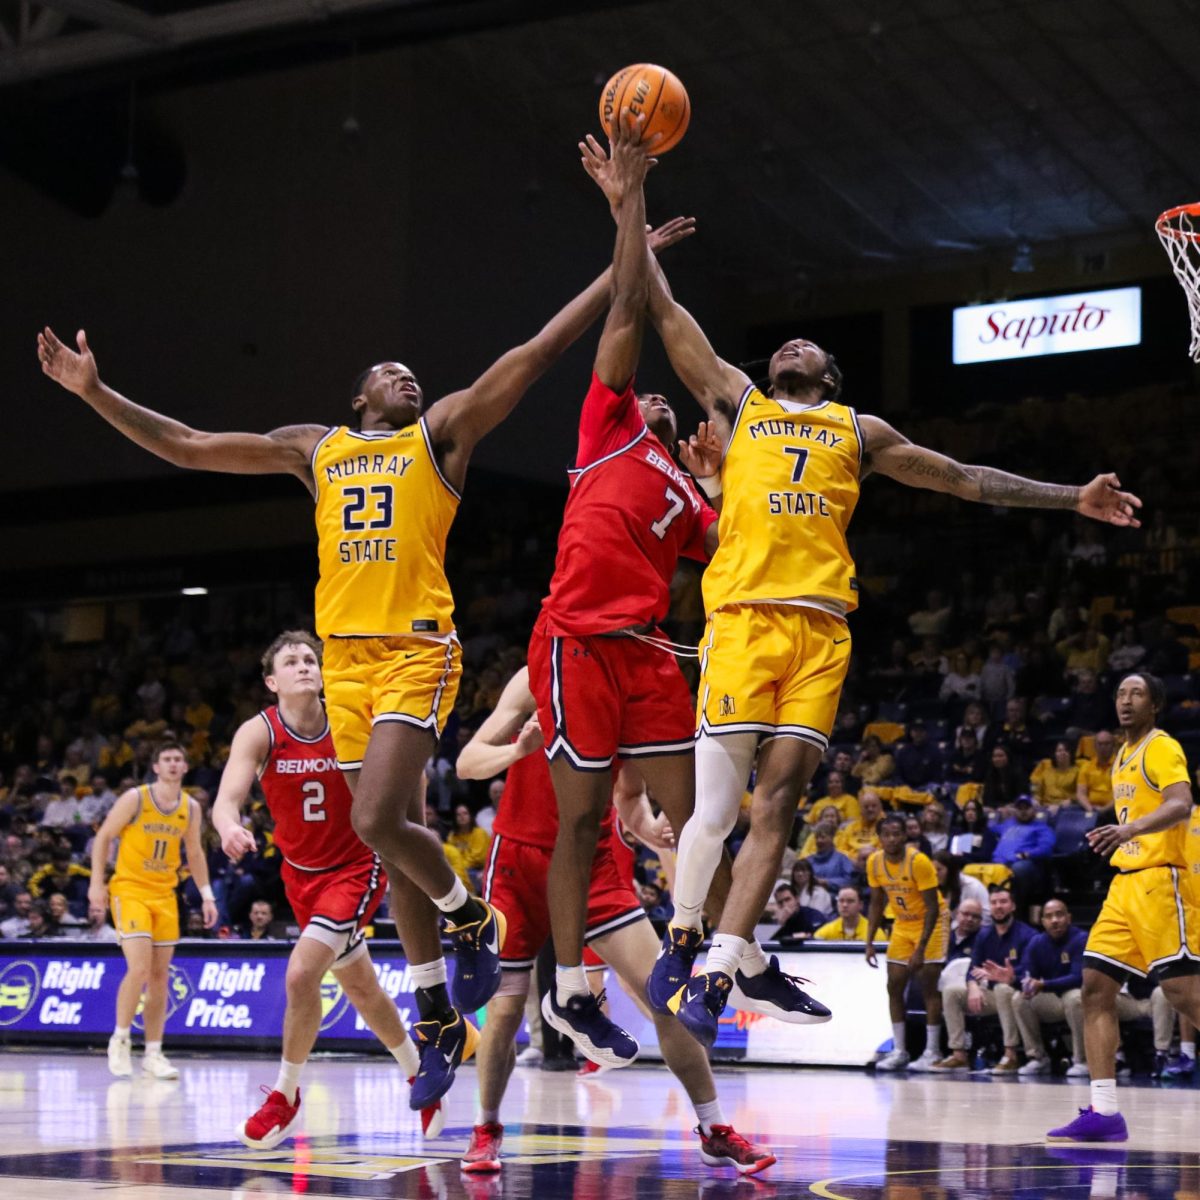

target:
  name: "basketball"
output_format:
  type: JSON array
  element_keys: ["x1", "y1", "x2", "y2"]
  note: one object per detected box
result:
[{"x1": 599, "y1": 63, "x2": 690, "y2": 154}]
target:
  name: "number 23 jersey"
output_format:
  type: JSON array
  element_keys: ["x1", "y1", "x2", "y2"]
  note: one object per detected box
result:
[{"x1": 258, "y1": 705, "x2": 374, "y2": 873}]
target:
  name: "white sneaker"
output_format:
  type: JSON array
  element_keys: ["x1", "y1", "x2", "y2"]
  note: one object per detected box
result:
[
  {"x1": 908, "y1": 1050, "x2": 942, "y2": 1073},
  {"x1": 1018, "y1": 1056, "x2": 1051, "y2": 1076},
  {"x1": 107, "y1": 1033, "x2": 132, "y2": 1079},
  {"x1": 142, "y1": 1049, "x2": 180, "y2": 1080},
  {"x1": 515, "y1": 1045, "x2": 543, "y2": 1067},
  {"x1": 875, "y1": 1049, "x2": 910, "y2": 1072},
  {"x1": 1065, "y1": 1061, "x2": 1090, "y2": 1078}
]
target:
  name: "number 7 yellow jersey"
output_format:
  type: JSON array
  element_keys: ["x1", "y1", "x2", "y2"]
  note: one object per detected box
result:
[
  {"x1": 702, "y1": 386, "x2": 862, "y2": 618},
  {"x1": 1110, "y1": 728, "x2": 1191, "y2": 871},
  {"x1": 312, "y1": 419, "x2": 459, "y2": 639},
  {"x1": 111, "y1": 786, "x2": 190, "y2": 898}
]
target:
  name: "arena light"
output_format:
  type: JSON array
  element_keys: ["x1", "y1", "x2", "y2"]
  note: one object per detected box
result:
[
  {"x1": 953, "y1": 286, "x2": 1141, "y2": 364},
  {"x1": 180, "y1": 586, "x2": 208, "y2": 596}
]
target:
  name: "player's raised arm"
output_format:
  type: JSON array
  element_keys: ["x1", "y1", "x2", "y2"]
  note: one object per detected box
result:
[
  {"x1": 38, "y1": 327, "x2": 323, "y2": 490},
  {"x1": 456, "y1": 667, "x2": 543, "y2": 780},
  {"x1": 211, "y1": 717, "x2": 269, "y2": 862},
  {"x1": 87, "y1": 787, "x2": 140, "y2": 910},
  {"x1": 858, "y1": 413, "x2": 1143, "y2": 528}
]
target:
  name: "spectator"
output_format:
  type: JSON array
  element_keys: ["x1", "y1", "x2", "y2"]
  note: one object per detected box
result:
[
  {"x1": 790, "y1": 858, "x2": 833, "y2": 918},
  {"x1": 937, "y1": 897, "x2": 985, "y2": 993},
  {"x1": 904, "y1": 814, "x2": 933, "y2": 857},
  {"x1": 83, "y1": 775, "x2": 119, "y2": 823},
  {"x1": 908, "y1": 589, "x2": 953, "y2": 638},
  {"x1": 946, "y1": 729, "x2": 986, "y2": 786},
  {"x1": 981, "y1": 744, "x2": 1025, "y2": 815},
  {"x1": 910, "y1": 635, "x2": 947, "y2": 677},
  {"x1": 894, "y1": 721, "x2": 943, "y2": 789},
  {"x1": 802, "y1": 822, "x2": 859, "y2": 893},
  {"x1": 835, "y1": 789, "x2": 885, "y2": 867},
  {"x1": 770, "y1": 882, "x2": 814, "y2": 942},
  {"x1": 427, "y1": 801, "x2": 470, "y2": 891},
  {"x1": 814, "y1": 748, "x2": 860, "y2": 798},
  {"x1": 979, "y1": 644, "x2": 1015, "y2": 717},
  {"x1": 986, "y1": 697, "x2": 1036, "y2": 773},
  {"x1": 638, "y1": 881, "x2": 673, "y2": 928},
  {"x1": 26, "y1": 903, "x2": 52, "y2": 940},
  {"x1": 446, "y1": 803, "x2": 491, "y2": 890},
  {"x1": 39, "y1": 780, "x2": 84, "y2": 828},
  {"x1": 920, "y1": 806, "x2": 949, "y2": 854},
  {"x1": 1030, "y1": 741, "x2": 1079, "y2": 811},
  {"x1": 1065, "y1": 669, "x2": 1108, "y2": 736},
  {"x1": 75, "y1": 901, "x2": 119, "y2": 943},
  {"x1": 1107, "y1": 622, "x2": 1146, "y2": 674},
  {"x1": 932, "y1": 850, "x2": 989, "y2": 929},
  {"x1": 956, "y1": 701, "x2": 990, "y2": 751},
  {"x1": 1076, "y1": 730, "x2": 1116, "y2": 813},
  {"x1": 813, "y1": 887, "x2": 868, "y2": 941},
  {"x1": 238, "y1": 898, "x2": 278, "y2": 941},
  {"x1": 0, "y1": 891, "x2": 33, "y2": 938},
  {"x1": 797, "y1": 804, "x2": 843, "y2": 858},
  {"x1": 934, "y1": 885, "x2": 1035, "y2": 1073},
  {"x1": 1145, "y1": 620, "x2": 1189, "y2": 677},
  {"x1": 939, "y1": 651, "x2": 981, "y2": 704},
  {"x1": 805, "y1": 770, "x2": 860, "y2": 825},
  {"x1": 1010, "y1": 899, "x2": 1088, "y2": 1076},
  {"x1": 475, "y1": 779, "x2": 503, "y2": 836},
  {"x1": 852, "y1": 736, "x2": 895, "y2": 788},
  {"x1": 0, "y1": 865, "x2": 17, "y2": 918},
  {"x1": 28, "y1": 853, "x2": 90, "y2": 914},
  {"x1": 992, "y1": 796, "x2": 1055, "y2": 916},
  {"x1": 46, "y1": 892, "x2": 86, "y2": 935}
]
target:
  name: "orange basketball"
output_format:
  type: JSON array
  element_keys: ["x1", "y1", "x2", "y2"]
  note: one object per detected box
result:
[{"x1": 598, "y1": 63, "x2": 690, "y2": 154}]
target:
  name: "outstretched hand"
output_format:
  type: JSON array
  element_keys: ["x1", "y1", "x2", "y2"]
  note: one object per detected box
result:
[
  {"x1": 580, "y1": 110, "x2": 659, "y2": 213},
  {"x1": 678, "y1": 420, "x2": 724, "y2": 478},
  {"x1": 1077, "y1": 473, "x2": 1142, "y2": 528},
  {"x1": 648, "y1": 216, "x2": 696, "y2": 255},
  {"x1": 38, "y1": 327, "x2": 98, "y2": 397}
]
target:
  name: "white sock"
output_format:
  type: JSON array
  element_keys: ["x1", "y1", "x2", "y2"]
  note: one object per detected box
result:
[
  {"x1": 409, "y1": 958, "x2": 448, "y2": 990},
  {"x1": 113, "y1": 1026, "x2": 131, "y2": 1041},
  {"x1": 694, "y1": 1097, "x2": 725, "y2": 1136},
  {"x1": 739, "y1": 940, "x2": 769, "y2": 978},
  {"x1": 1090, "y1": 1078, "x2": 1119, "y2": 1116},
  {"x1": 273, "y1": 1058, "x2": 303, "y2": 1103},
  {"x1": 672, "y1": 732, "x2": 757, "y2": 927},
  {"x1": 1182, "y1": 1040, "x2": 1196, "y2": 1059},
  {"x1": 705, "y1": 934, "x2": 747, "y2": 981},
  {"x1": 892, "y1": 1022, "x2": 906, "y2": 1055},
  {"x1": 433, "y1": 878, "x2": 469, "y2": 914},
  {"x1": 145, "y1": 1041, "x2": 162, "y2": 1056},
  {"x1": 477, "y1": 1104, "x2": 500, "y2": 1126},
  {"x1": 556, "y1": 965, "x2": 589, "y2": 1005},
  {"x1": 389, "y1": 1038, "x2": 419, "y2": 1077},
  {"x1": 925, "y1": 1025, "x2": 940, "y2": 1056}
]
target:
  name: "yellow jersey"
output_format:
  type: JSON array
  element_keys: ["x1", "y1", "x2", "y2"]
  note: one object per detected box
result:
[
  {"x1": 814, "y1": 913, "x2": 869, "y2": 941},
  {"x1": 312, "y1": 420, "x2": 459, "y2": 638},
  {"x1": 1110, "y1": 729, "x2": 1191, "y2": 871},
  {"x1": 702, "y1": 385, "x2": 862, "y2": 616},
  {"x1": 866, "y1": 845, "x2": 945, "y2": 923},
  {"x1": 111, "y1": 786, "x2": 190, "y2": 898}
]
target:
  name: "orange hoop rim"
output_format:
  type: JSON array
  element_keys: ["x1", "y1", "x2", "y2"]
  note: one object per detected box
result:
[{"x1": 1156, "y1": 201, "x2": 1200, "y2": 240}]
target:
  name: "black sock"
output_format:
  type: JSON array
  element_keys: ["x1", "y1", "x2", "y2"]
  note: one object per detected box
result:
[
  {"x1": 447, "y1": 896, "x2": 485, "y2": 926},
  {"x1": 415, "y1": 984, "x2": 455, "y2": 1023}
]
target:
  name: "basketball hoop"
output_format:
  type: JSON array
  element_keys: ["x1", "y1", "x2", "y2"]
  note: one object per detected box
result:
[{"x1": 1156, "y1": 202, "x2": 1200, "y2": 361}]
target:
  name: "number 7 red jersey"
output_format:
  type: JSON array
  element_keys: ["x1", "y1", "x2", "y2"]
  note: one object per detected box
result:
[
  {"x1": 258, "y1": 705, "x2": 376, "y2": 874},
  {"x1": 540, "y1": 372, "x2": 717, "y2": 636}
]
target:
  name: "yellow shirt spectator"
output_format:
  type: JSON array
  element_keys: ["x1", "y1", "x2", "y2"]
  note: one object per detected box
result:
[
  {"x1": 1077, "y1": 734, "x2": 1117, "y2": 810},
  {"x1": 815, "y1": 913, "x2": 869, "y2": 941},
  {"x1": 836, "y1": 815, "x2": 883, "y2": 859},
  {"x1": 1031, "y1": 746, "x2": 1079, "y2": 807},
  {"x1": 446, "y1": 804, "x2": 491, "y2": 871},
  {"x1": 803, "y1": 771, "x2": 859, "y2": 825}
]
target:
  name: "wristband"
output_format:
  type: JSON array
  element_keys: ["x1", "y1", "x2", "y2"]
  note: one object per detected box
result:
[
  {"x1": 200, "y1": 885, "x2": 215, "y2": 902},
  {"x1": 696, "y1": 474, "x2": 722, "y2": 499}
]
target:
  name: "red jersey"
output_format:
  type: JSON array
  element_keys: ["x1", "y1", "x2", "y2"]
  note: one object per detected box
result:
[
  {"x1": 540, "y1": 373, "x2": 717, "y2": 636},
  {"x1": 258, "y1": 705, "x2": 375, "y2": 873},
  {"x1": 490, "y1": 740, "x2": 614, "y2": 851}
]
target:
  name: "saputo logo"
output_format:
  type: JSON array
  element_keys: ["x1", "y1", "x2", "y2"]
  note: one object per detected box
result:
[{"x1": 133, "y1": 964, "x2": 193, "y2": 1031}]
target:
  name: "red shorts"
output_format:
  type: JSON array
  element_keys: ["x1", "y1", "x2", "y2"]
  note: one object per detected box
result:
[
  {"x1": 528, "y1": 612, "x2": 695, "y2": 772},
  {"x1": 482, "y1": 833, "x2": 644, "y2": 970},
  {"x1": 283, "y1": 854, "x2": 386, "y2": 960}
]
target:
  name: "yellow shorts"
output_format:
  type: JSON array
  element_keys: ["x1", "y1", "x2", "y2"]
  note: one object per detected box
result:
[
  {"x1": 1084, "y1": 865, "x2": 1200, "y2": 979},
  {"x1": 887, "y1": 910, "x2": 950, "y2": 965},
  {"x1": 323, "y1": 635, "x2": 462, "y2": 769},
  {"x1": 111, "y1": 890, "x2": 179, "y2": 945},
  {"x1": 697, "y1": 604, "x2": 851, "y2": 747}
]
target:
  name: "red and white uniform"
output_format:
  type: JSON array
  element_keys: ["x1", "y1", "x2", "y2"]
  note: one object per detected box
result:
[
  {"x1": 482, "y1": 741, "x2": 643, "y2": 972},
  {"x1": 258, "y1": 705, "x2": 385, "y2": 962},
  {"x1": 528, "y1": 372, "x2": 717, "y2": 770}
]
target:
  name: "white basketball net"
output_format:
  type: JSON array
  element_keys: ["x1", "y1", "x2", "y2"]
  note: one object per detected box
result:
[{"x1": 1156, "y1": 205, "x2": 1200, "y2": 361}]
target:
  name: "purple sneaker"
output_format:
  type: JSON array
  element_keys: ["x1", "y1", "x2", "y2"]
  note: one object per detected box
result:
[{"x1": 1046, "y1": 1107, "x2": 1128, "y2": 1143}]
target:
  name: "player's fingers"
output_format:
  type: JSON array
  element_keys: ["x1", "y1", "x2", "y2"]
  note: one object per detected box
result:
[{"x1": 77, "y1": 329, "x2": 89, "y2": 352}]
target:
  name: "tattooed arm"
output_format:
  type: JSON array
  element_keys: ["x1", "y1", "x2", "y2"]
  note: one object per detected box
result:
[{"x1": 858, "y1": 414, "x2": 1142, "y2": 527}]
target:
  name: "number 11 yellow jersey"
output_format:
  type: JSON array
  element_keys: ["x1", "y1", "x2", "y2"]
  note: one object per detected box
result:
[{"x1": 111, "y1": 786, "x2": 190, "y2": 899}]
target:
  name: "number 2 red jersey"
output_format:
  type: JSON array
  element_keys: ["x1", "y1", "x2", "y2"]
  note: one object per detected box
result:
[
  {"x1": 539, "y1": 373, "x2": 718, "y2": 636},
  {"x1": 258, "y1": 705, "x2": 375, "y2": 873}
]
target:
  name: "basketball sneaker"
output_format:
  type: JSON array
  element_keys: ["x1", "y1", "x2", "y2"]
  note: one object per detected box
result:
[
  {"x1": 1160, "y1": 1050, "x2": 1196, "y2": 1080},
  {"x1": 461, "y1": 1121, "x2": 503, "y2": 1173},
  {"x1": 447, "y1": 900, "x2": 507, "y2": 1013},
  {"x1": 647, "y1": 924, "x2": 703, "y2": 1015},
  {"x1": 107, "y1": 1032, "x2": 132, "y2": 1079},
  {"x1": 142, "y1": 1049, "x2": 180, "y2": 1080},
  {"x1": 541, "y1": 989, "x2": 638, "y2": 1068},
  {"x1": 908, "y1": 1049, "x2": 942, "y2": 1073},
  {"x1": 669, "y1": 970, "x2": 732, "y2": 1048},
  {"x1": 874, "y1": 1048, "x2": 910, "y2": 1072},
  {"x1": 237, "y1": 1085, "x2": 301, "y2": 1149},
  {"x1": 410, "y1": 1010, "x2": 480, "y2": 1109},
  {"x1": 407, "y1": 1077, "x2": 446, "y2": 1137},
  {"x1": 1046, "y1": 1107, "x2": 1128, "y2": 1143},
  {"x1": 729, "y1": 956, "x2": 832, "y2": 1024},
  {"x1": 697, "y1": 1124, "x2": 777, "y2": 1175}
]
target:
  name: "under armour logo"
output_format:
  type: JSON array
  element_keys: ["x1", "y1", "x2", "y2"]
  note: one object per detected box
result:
[{"x1": 719, "y1": 694, "x2": 737, "y2": 716}]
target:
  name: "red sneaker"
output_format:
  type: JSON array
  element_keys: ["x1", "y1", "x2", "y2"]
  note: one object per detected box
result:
[
  {"x1": 461, "y1": 1121, "x2": 504, "y2": 1173},
  {"x1": 576, "y1": 1058, "x2": 604, "y2": 1077},
  {"x1": 237, "y1": 1085, "x2": 301, "y2": 1149},
  {"x1": 408, "y1": 1075, "x2": 446, "y2": 1137},
  {"x1": 697, "y1": 1124, "x2": 776, "y2": 1175}
]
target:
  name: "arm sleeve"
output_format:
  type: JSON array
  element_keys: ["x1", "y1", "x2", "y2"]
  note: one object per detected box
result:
[
  {"x1": 576, "y1": 372, "x2": 645, "y2": 468},
  {"x1": 1144, "y1": 736, "x2": 1191, "y2": 791}
]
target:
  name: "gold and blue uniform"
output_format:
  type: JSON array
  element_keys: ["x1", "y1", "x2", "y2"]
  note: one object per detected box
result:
[
  {"x1": 866, "y1": 846, "x2": 950, "y2": 964},
  {"x1": 1084, "y1": 729, "x2": 1199, "y2": 979},
  {"x1": 110, "y1": 786, "x2": 190, "y2": 945},
  {"x1": 698, "y1": 386, "x2": 861, "y2": 746},
  {"x1": 311, "y1": 420, "x2": 462, "y2": 768}
]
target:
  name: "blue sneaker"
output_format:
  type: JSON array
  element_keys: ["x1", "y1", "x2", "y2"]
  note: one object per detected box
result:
[
  {"x1": 670, "y1": 970, "x2": 732, "y2": 1048},
  {"x1": 541, "y1": 989, "x2": 638, "y2": 1069},
  {"x1": 1046, "y1": 1107, "x2": 1128, "y2": 1143},
  {"x1": 410, "y1": 1010, "x2": 479, "y2": 1110},
  {"x1": 730, "y1": 956, "x2": 832, "y2": 1025},
  {"x1": 647, "y1": 924, "x2": 704, "y2": 1015},
  {"x1": 446, "y1": 900, "x2": 507, "y2": 1013},
  {"x1": 1161, "y1": 1051, "x2": 1196, "y2": 1080}
]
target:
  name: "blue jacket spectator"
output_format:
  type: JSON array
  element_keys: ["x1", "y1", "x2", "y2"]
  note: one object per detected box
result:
[
  {"x1": 1020, "y1": 924, "x2": 1087, "y2": 995},
  {"x1": 894, "y1": 721, "x2": 943, "y2": 788},
  {"x1": 970, "y1": 890, "x2": 1036, "y2": 989},
  {"x1": 992, "y1": 807, "x2": 1056, "y2": 866}
]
